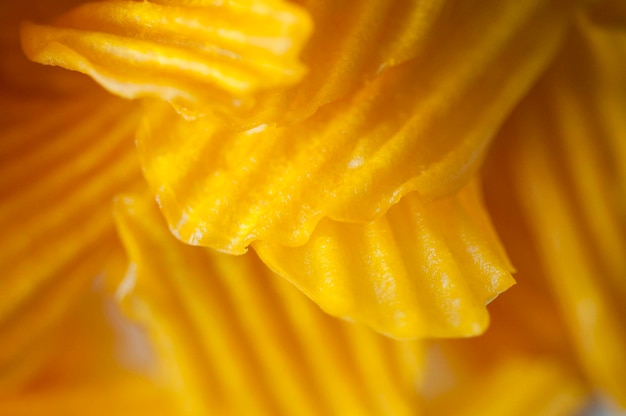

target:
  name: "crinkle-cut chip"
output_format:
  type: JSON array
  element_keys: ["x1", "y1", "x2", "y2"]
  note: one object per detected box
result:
[
  {"x1": 0, "y1": 243, "x2": 129, "y2": 395},
  {"x1": 420, "y1": 267, "x2": 589, "y2": 414},
  {"x1": 248, "y1": 0, "x2": 575, "y2": 127},
  {"x1": 20, "y1": 0, "x2": 312, "y2": 121},
  {"x1": 0, "y1": 379, "x2": 176, "y2": 416},
  {"x1": 0, "y1": 76, "x2": 144, "y2": 388},
  {"x1": 0, "y1": 287, "x2": 177, "y2": 415},
  {"x1": 138, "y1": 0, "x2": 573, "y2": 254},
  {"x1": 1, "y1": 1, "x2": 96, "y2": 97},
  {"x1": 253, "y1": 182, "x2": 515, "y2": 339},
  {"x1": 23, "y1": 0, "x2": 575, "y2": 129},
  {"x1": 15, "y1": 0, "x2": 445, "y2": 126},
  {"x1": 423, "y1": 356, "x2": 587, "y2": 416},
  {"x1": 487, "y1": 16, "x2": 626, "y2": 407},
  {"x1": 244, "y1": 0, "x2": 447, "y2": 126},
  {"x1": 113, "y1": 193, "x2": 425, "y2": 415}
]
